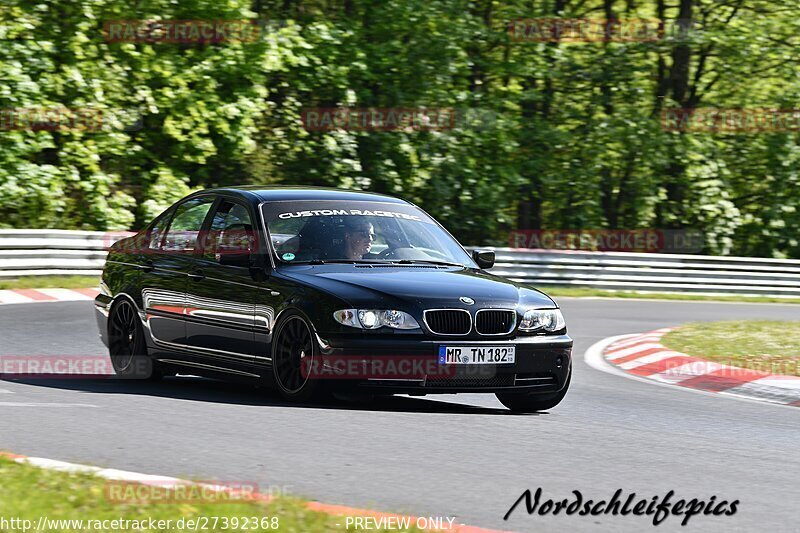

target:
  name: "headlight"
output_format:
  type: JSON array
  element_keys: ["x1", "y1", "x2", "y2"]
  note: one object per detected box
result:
[
  {"x1": 333, "y1": 309, "x2": 420, "y2": 330},
  {"x1": 518, "y1": 308, "x2": 565, "y2": 333}
]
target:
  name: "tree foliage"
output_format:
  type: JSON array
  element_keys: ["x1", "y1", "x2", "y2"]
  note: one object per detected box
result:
[{"x1": 0, "y1": 0, "x2": 798, "y2": 257}]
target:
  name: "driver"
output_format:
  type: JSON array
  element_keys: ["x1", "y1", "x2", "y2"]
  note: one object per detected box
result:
[{"x1": 342, "y1": 219, "x2": 375, "y2": 260}]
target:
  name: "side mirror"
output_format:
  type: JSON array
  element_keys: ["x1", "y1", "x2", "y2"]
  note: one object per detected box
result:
[
  {"x1": 217, "y1": 227, "x2": 252, "y2": 268},
  {"x1": 472, "y1": 249, "x2": 495, "y2": 269}
]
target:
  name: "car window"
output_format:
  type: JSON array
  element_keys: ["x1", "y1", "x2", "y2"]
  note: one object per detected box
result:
[
  {"x1": 263, "y1": 201, "x2": 475, "y2": 266},
  {"x1": 162, "y1": 197, "x2": 215, "y2": 253},
  {"x1": 148, "y1": 212, "x2": 172, "y2": 250},
  {"x1": 203, "y1": 201, "x2": 254, "y2": 262},
  {"x1": 269, "y1": 217, "x2": 307, "y2": 255}
]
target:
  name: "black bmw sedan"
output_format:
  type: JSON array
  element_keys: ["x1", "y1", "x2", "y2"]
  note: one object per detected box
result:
[{"x1": 95, "y1": 187, "x2": 572, "y2": 412}]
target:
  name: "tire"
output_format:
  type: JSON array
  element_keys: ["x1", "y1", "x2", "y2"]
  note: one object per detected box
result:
[
  {"x1": 108, "y1": 299, "x2": 162, "y2": 380},
  {"x1": 271, "y1": 313, "x2": 325, "y2": 402},
  {"x1": 496, "y1": 368, "x2": 571, "y2": 413}
]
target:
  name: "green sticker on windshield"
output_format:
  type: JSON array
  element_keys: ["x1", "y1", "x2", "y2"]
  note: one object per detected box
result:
[{"x1": 282, "y1": 252, "x2": 296, "y2": 261}]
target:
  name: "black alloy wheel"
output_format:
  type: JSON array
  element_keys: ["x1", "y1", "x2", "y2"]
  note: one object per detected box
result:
[
  {"x1": 108, "y1": 300, "x2": 159, "y2": 379},
  {"x1": 272, "y1": 314, "x2": 322, "y2": 401}
]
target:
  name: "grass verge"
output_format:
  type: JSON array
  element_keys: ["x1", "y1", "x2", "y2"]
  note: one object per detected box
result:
[
  {"x1": 661, "y1": 321, "x2": 800, "y2": 377},
  {"x1": 0, "y1": 276, "x2": 100, "y2": 290},
  {"x1": 545, "y1": 286, "x2": 800, "y2": 305},
  {"x1": 0, "y1": 455, "x2": 422, "y2": 532}
]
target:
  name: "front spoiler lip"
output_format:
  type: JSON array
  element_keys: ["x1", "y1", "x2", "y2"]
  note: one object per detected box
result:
[
  {"x1": 318, "y1": 333, "x2": 574, "y2": 352},
  {"x1": 351, "y1": 383, "x2": 562, "y2": 394},
  {"x1": 323, "y1": 363, "x2": 571, "y2": 395}
]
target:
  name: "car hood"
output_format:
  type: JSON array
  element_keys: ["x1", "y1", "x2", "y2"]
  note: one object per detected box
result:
[{"x1": 277, "y1": 265, "x2": 556, "y2": 310}]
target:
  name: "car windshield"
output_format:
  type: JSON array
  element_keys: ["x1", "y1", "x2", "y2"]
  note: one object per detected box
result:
[{"x1": 262, "y1": 200, "x2": 476, "y2": 267}]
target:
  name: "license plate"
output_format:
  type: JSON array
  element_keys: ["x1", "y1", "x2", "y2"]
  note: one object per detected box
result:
[{"x1": 438, "y1": 346, "x2": 516, "y2": 364}]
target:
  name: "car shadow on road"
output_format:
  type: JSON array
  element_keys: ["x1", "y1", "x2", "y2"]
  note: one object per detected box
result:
[{"x1": 0, "y1": 376, "x2": 538, "y2": 416}]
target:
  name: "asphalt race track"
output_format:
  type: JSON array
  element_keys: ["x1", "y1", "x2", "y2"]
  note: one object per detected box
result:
[{"x1": 1, "y1": 298, "x2": 798, "y2": 532}]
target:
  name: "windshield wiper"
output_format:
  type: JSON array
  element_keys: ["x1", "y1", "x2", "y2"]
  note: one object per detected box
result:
[
  {"x1": 393, "y1": 259, "x2": 467, "y2": 268},
  {"x1": 303, "y1": 259, "x2": 386, "y2": 265},
  {"x1": 298, "y1": 259, "x2": 467, "y2": 267}
]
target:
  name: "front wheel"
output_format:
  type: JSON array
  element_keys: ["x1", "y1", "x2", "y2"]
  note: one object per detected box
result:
[
  {"x1": 108, "y1": 300, "x2": 163, "y2": 380},
  {"x1": 496, "y1": 370, "x2": 571, "y2": 413},
  {"x1": 271, "y1": 314, "x2": 325, "y2": 402}
]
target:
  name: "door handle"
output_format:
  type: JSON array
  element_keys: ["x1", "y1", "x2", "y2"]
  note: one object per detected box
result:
[
  {"x1": 141, "y1": 260, "x2": 155, "y2": 273},
  {"x1": 188, "y1": 269, "x2": 205, "y2": 281}
]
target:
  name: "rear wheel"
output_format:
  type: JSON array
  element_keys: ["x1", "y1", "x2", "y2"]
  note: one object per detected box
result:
[
  {"x1": 496, "y1": 369, "x2": 571, "y2": 413},
  {"x1": 271, "y1": 314, "x2": 324, "y2": 401},
  {"x1": 108, "y1": 300, "x2": 162, "y2": 380}
]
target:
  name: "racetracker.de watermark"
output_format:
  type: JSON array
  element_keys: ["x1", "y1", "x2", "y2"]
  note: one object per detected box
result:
[
  {"x1": 508, "y1": 18, "x2": 662, "y2": 42},
  {"x1": 300, "y1": 355, "x2": 498, "y2": 380},
  {"x1": 508, "y1": 18, "x2": 701, "y2": 42},
  {"x1": 509, "y1": 229, "x2": 704, "y2": 253},
  {"x1": 103, "y1": 20, "x2": 275, "y2": 43},
  {"x1": 104, "y1": 480, "x2": 290, "y2": 504},
  {"x1": 0, "y1": 356, "x2": 113, "y2": 378},
  {"x1": 0, "y1": 108, "x2": 143, "y2": 132},
  {"x1": 658, "y1": 359, "x2": 800, "y2": 378},
  {"x1": 0, "y1": 356, "x2": 158, "y2": 379},
  {"x1": 102, "y1": 229, "x2": 259, "y2": 256},
  {"x1": 661, "y1": 108, "x2": 800, "y2": 133},
  {"x1": 300, "y1": 107, "x2": 497, "y2": 132}
]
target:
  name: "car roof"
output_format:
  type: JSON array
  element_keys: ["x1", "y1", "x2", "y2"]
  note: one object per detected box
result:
[{"x1": 206, "y1": 186, "x2": 409, "y2": 205}]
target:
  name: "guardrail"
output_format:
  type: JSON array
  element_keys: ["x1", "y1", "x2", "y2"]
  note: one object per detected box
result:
[
  {"x1": 2, "y1": 230, "x2": 800, "y2": 298},
  {"x1": 0, "y1": 230, "x2": 124, "y2": 278},
  {"x1": 487, "y1": 248, "x2": 800, "y2": 298}
]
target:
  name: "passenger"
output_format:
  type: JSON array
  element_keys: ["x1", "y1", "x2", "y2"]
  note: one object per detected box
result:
[{"x1": 342, "y1": 220, "x2": 375, "y2": 259}]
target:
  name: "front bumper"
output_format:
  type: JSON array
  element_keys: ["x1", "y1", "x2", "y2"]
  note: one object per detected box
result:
[
  {"x1": 94, "y1": 293, "x2": 114, "y2": 348},
  {"x1": 314, "y1": 333, "x2": 572, "y2": 394}
]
